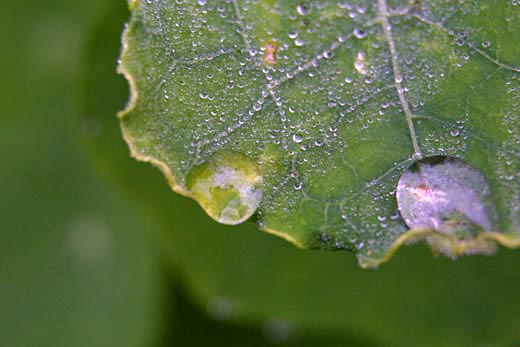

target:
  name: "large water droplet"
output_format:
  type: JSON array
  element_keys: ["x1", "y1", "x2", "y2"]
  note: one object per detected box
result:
[
  {"x1": 396, "y1": 156, "x2": 498, "y2": 238},
  {"x1": 186, "y1": 151, "x2": 263, "y2": 225}
]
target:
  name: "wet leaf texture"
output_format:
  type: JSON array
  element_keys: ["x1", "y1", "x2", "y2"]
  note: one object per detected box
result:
[{"x1": 119, "y1": 0, "x2": 520, "y2": 267}]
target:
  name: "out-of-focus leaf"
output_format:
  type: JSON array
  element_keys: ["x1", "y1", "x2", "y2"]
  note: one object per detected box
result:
[
  {"x1": 0, "y1": 1, "x2": 162, "y2": 346},
  {"x1": 167, "y1": 282, "x2": 381, "y2": 347}
]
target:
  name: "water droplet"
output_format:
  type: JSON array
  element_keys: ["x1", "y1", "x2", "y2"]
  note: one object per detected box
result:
[
  {"x1": 186, "y1": 151, "x2": 263, "y2": 225},
  {"x1": 294, "y1": 38, "x2": 304, "y2": 47},
  {"x1": 323, "y1": 50, "x2": 334, "y2": 59},
  {"x1": 353, "y1": 27, "x2": 367, "y2": 39},
  {"x1": 200, "y1": 90, "x2": 209, "y2": 99},
  {"x1": 396, "y1": 156, "x2": 498, "y2": 237},
  {"x1": 292, "y1": 134, "x2": 303, "y2": 143},
  {"x1": 297, "y1": 3, "x2": 311, "y2": 16},
  {"x1": 197, "y1": 0, "x2": 206, "y2": 5},
  {"x1": 288, "y1": 30, "x2": 298, "y2": 39},
  {"x1": 450, "y1": 129, "x2": 460, "y2": 137}
]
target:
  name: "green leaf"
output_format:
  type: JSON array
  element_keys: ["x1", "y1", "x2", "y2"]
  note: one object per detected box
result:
[
  {"x1": 118, "y1": 0, "x2": 520, "y2": 266},
  {"x1": 82, "y1": 2, "x2": 520, "y2": 344}
]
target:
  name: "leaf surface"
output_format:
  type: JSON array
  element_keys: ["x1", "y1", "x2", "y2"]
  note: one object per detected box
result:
[
  {"x1": 82, "y1": 2, "x2": 520, "y2": 344},
  {"x1": 119, "y1": 0, "x2": 520, "y2": 266}
]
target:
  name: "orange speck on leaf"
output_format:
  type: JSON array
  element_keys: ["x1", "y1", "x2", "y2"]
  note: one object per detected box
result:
[{"x1": 263, "y1": 42, "x2": 278, "y2": 65}]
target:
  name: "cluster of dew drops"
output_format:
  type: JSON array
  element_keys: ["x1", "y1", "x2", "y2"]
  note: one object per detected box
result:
[{"x1": 143, "y1": 0, "x2": 520, "y2": 252}]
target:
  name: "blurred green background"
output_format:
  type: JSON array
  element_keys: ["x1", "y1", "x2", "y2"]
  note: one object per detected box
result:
[{"x1": 2, "y1": 0, "x2": 520, "y2": 346}]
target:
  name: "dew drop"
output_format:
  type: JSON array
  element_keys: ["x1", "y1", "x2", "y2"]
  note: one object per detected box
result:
[
  {"x1": 455, "y1": 38, "x2": 465, "y2": 46},
  {"x1": 199, "y1": 90, "x2": 209, "y2": 99},
  {"x1": 353, "y1": 27, "x2": 367, "y2": 39},
  {"x1": 323, "y1": 50, "x2": 334, "y2": 59},
  {"x1": 396, "y1": 156, "x2": 498, "y2": 237},
  {"x1": 292, "y1": 134, "x2": 303, "y2": 143},
  {"x1": 297, "y1": 3, "x2": 311, "y2": 15},
  {"x1": 288, "y1": 30, "x2": 299, "y2": 39},
  {"x1": 186, "y1": 151, "x2": 263, "y2": 225}
]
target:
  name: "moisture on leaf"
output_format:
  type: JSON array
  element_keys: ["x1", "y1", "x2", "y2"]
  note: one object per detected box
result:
[
  {"x1": 186, "y1": 151, "x2": 263, "y2": 225},
  {"x1": 118, "y1": 0, "x2": 520, "y2": 267},
  {"x1": 396, "y1": 156, "x2": 499, "y2": 256}
]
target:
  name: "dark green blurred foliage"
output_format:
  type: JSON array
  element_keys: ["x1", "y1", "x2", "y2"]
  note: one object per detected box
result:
[
  {"x1": 1, "y1": 1, "x2": 162, "y2": 346},
  {"x1": 2, "y1": 1, "x2": 520, "y2": 346}
]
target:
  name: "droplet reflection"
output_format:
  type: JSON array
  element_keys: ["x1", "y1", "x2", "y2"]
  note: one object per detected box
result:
[
  {"x1": 396, "y1": 156, "x2": 498, "y2": 238},
  {"x1": 186, "y1": 151, "x2": 263, "y2": 225}
]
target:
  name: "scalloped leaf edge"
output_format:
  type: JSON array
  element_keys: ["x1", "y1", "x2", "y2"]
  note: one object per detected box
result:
[{"x1": 117, "y1": 1, "x2": 520, "y2": 269}]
